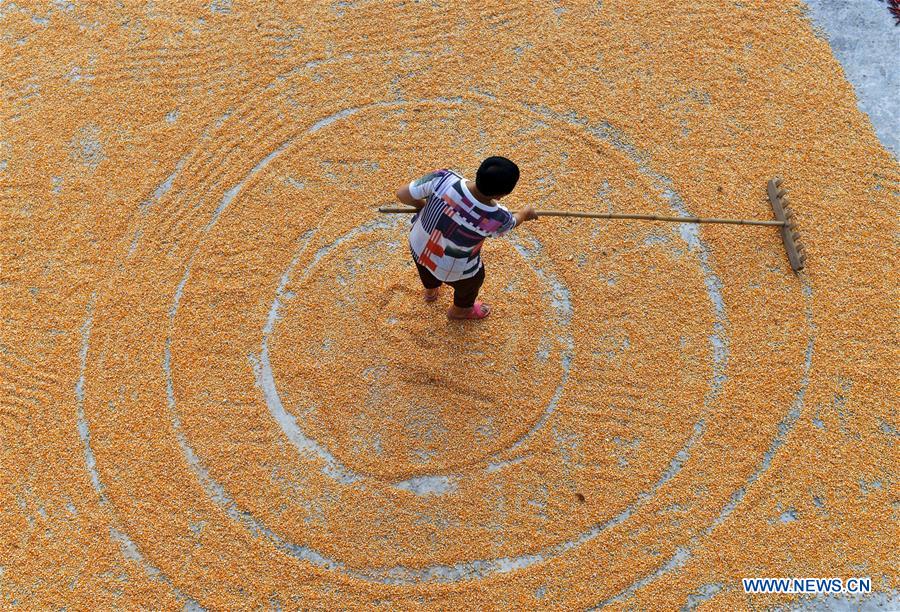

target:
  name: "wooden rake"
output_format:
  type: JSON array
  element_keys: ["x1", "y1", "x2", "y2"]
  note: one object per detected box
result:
[{"x1": 379, "y1": 178, "x2": 806, "y2": 273}]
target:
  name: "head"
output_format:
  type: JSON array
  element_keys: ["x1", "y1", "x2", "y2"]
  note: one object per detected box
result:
[{"x1": 475, "y1": 156, "x2": 519, "y2": 199}]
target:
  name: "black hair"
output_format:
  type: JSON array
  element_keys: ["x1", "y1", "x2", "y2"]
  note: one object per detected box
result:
[{"x1": 475, "y1": 156, "x2": 520, "y2": 197}]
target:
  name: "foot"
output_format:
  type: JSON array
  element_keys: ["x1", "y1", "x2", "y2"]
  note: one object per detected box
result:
[
  {"x1": 424, "y1": 287, "x2": 440, "y2": 302},
  {"x1": 447, "y1": 301, "x2": 491, "y2": 320}
]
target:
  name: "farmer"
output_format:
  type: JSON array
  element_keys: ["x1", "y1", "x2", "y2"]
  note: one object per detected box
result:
[{"x1": 395, "y1": 156, "x2": 538, "y2": 320}]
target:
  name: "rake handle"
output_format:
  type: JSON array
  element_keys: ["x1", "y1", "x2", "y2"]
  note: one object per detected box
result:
[{"x1": 377, "y1": 206, "x2": 785, "y2": 227}]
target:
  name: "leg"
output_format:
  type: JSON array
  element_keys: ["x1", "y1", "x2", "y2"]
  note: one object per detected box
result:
[
  {"x1": 447, "y1": 266, "x2": 489, "y2": 319},
  {"x1": 414, "y1": 259, "x2": 442, "y2": 302}
]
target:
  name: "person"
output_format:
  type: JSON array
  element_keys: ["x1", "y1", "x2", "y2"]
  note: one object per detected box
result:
[{"x1": 395, "y1": 156, "x2": 538, "y2": 320}]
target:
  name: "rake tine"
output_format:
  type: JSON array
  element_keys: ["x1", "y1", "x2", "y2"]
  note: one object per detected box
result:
[{"x1": 767, "y1": 177, "x2": 806, "y2": 272}]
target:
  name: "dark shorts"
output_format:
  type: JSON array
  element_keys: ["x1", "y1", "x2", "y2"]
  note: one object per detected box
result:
[{"x1": 414, "y1": 260, "x2": 485, "y2": 308}]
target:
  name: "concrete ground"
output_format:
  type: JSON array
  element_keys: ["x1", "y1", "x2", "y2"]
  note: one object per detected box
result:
[{"x1": 802, "y1": 0, "x2": 900, "y2": 159}]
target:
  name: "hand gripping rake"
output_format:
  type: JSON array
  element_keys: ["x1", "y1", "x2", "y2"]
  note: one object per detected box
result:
[{"x1": 379, "y1": 178, "x2": 807, "y2": 273}]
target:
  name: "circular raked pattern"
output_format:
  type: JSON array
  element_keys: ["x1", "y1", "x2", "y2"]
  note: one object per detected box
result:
[
  {"x1": 78, "y1": 90, "x2": 806, "y2": 594},
  {"x1": 4, "y1": 2, "x2": 895, "y2": 609}
]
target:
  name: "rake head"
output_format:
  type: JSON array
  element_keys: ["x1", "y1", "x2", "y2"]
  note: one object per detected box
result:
[{"x1": 767, "y1": 177, "x2": 806, "y2": 272}]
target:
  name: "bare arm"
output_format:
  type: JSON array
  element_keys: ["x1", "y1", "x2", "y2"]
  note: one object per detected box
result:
[
  {"x1": 396, "y1": 185, "x2": 427, "y2": 211},
  {"x1": 512, "y1": 204, "x2": 538, "y2": 227}
]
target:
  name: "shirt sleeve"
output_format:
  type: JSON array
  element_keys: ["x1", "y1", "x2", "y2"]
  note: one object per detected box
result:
[
  {"x1": 490, "y1": 204, "x2": 517, "y2": 237},
  {"x1": 408, "y1": 169, "x2": 445, "y2": 200}
]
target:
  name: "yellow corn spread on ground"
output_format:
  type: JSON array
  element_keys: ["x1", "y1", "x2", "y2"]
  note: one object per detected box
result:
[{"x1": 0, "y1": 1, "x2": 897, "y2": 609}]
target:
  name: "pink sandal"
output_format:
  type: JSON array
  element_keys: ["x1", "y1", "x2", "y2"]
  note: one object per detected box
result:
[
  {"x1": 424, "y1": 288, "x2": 440, "y2": 302},
  {"x1": 447, "y1": 301, "x2": 491, "y2": 320}
]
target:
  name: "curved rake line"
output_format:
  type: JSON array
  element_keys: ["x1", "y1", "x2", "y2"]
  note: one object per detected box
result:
[
  {"x1": 75, "y1": 293, "x2": 204, "y2": 610},
  {"x1": 156, "y1": 97, "x2": 732, "y2": 585},
  {"x1": 253, "y1": 216, "x2": 574, "y2": 491},
  {"x1": 592, "y1": 279, "x2": 816, "y2": 609}
]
